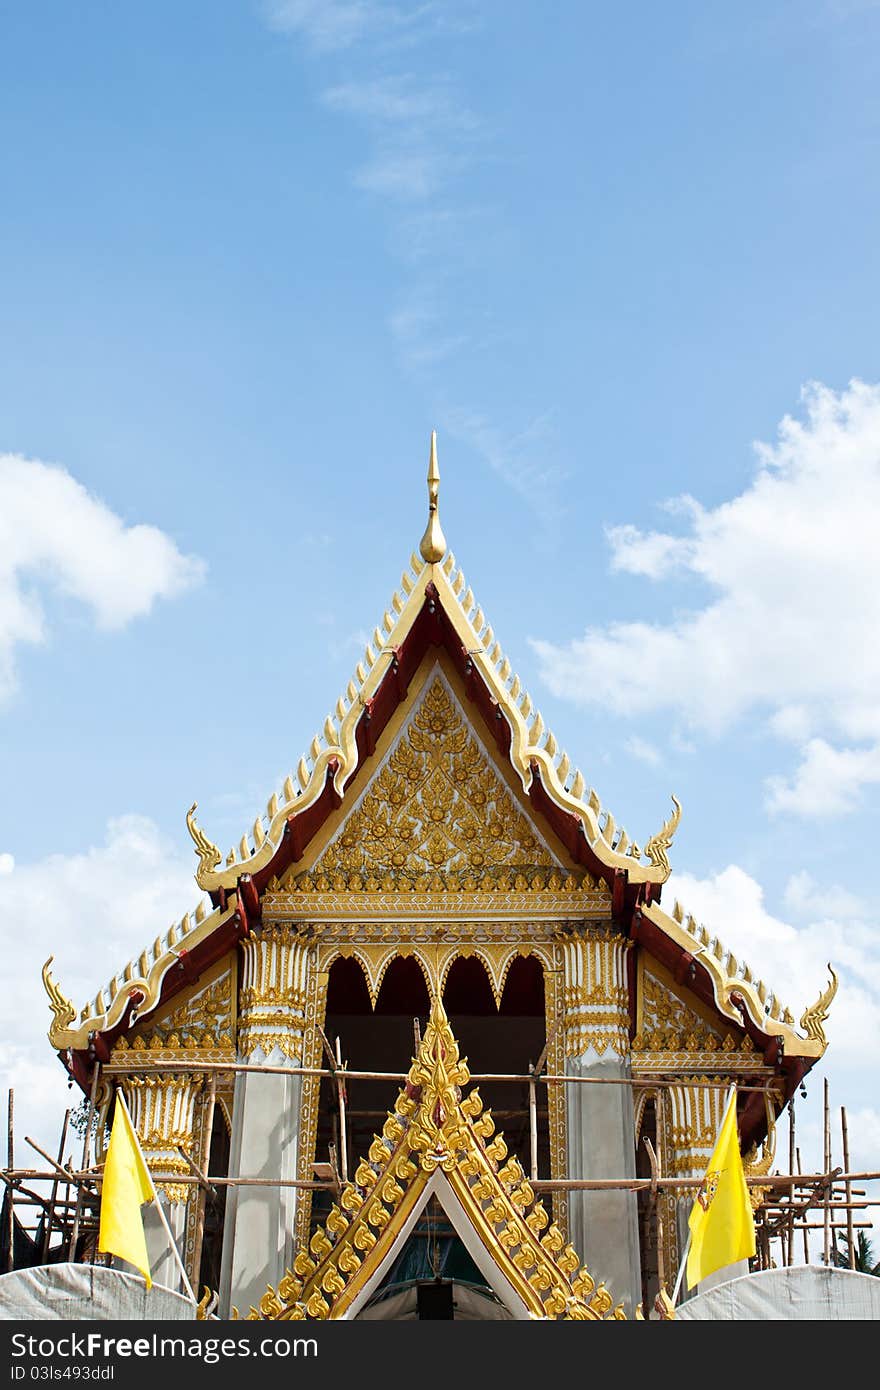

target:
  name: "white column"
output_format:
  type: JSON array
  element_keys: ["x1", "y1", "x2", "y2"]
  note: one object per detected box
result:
[
  {"x1": 562, "y1": 929, "x2": 641, "y2": 1315},
  {"x1": 219, "y1": 930, "x2": 308, "y2": 1316}
]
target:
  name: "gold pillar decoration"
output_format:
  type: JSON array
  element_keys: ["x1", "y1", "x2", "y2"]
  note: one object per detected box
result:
[
  {"x1": 118, "y1": 1073, "x2": 204, "y2": 1203},
  {"x1": 561, "y1": 929, "x2": 631, "y2": 1059},
  {"x1": 666, "y1": 1078, "x2": 730, "y2": 1177},
  {"x1": 237, "y1": 928, "x2": 309, "y2": 1063}
]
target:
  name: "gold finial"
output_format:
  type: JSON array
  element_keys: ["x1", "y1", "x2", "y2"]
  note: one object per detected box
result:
[{"x1": 419, "y1": 430, "x2": 446, "y2": 563}]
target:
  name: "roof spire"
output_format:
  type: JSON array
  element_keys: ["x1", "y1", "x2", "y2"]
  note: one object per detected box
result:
[{"x1": 419, "y1": 429, "x2": 447, "y2": 563}]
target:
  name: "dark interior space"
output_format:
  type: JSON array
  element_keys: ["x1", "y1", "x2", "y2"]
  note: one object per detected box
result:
[
  {"x1": 198, "y1": 1107, "x2": 230, "y2": 1295},
  {"x1": 310, "y1": 951, "x2": 549, "y2": 1241},
  {"x1": 636, "y1": 1099, "x2": 660, "y2": 1312}
]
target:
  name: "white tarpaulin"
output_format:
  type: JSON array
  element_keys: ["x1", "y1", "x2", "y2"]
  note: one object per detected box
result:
[
  {"x1": 675, "y1": 1265, "x2": 880, "y2": 1320},
  {"x1": 0, "y1": 1264, "x2": 198, "y2": 1320}
]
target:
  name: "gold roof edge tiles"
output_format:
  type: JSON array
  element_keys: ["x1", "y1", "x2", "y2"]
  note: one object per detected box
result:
[
  {"x1": 640, "y1": 898, "x2": 838, "y2": 1060},
  {"x1": 43, "y1": 897, "x2": 236, "y2": 1052}
]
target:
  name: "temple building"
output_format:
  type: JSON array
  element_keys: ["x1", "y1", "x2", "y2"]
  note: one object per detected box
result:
[{"x1": 41, "y1": 436, "x2": 837, "y2": 1320}]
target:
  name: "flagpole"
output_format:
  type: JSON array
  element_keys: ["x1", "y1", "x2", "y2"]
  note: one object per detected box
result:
[
  {"x1": 671, "y1": 1083, "x2": 738, "y2": 1307},
  {"x1": 116, "y1": 1092, "x2": 197, "y2": 1305},
  {"x1": 671, "y1": 1231, "x2": 691, "y2": 1305}
]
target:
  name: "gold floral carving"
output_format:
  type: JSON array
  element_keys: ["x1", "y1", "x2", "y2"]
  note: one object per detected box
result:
[
  {"x1": 258, "y1": 999, "x2": 624, "y2": 1321},
  {"x1": 147, "y1": 967, "x2": 236, "y2": 1048},
  {"x1": 635, "y1": 968, "x2": 730, "y2": 1053},
  {"x1": 307, "y1": 678, "x2": 560, "y2": 887}
]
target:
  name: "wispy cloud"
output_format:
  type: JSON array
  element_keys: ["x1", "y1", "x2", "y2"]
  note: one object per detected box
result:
[
  {"x1": 264, "y1": 3, "x2": 566, "y2": 534},
  {"x1": 264, "y1": 1, "x2": 386, "y2": 53},
  {"x1": 443, "y1": 407, "x2": 569, "y2": 533},
  {"x1": 264, "y1": 1, "x2": 453, "y2": 55},
  {"x1": 625, "y1": 735, "x2": 662, "y2": 768}
]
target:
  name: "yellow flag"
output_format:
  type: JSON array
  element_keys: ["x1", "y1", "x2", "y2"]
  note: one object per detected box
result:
[
  {"x1": 686, "y1": 1087, "x2": 756, "y2": 1289},
  {"x1": 98, "y1": 1093, "x2": 155, "y2": 1289}
]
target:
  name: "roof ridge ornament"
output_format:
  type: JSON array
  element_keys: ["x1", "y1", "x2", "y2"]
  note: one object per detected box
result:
[
  {"x1": 42, "y1": 956, "x2": 76, "y2": 1038},
  {"x1": 187, "y1": 802, "x2": 221, "y2": 886},
  {"x1": 799, "y1": 964, "x2": 838, "y2": 1049},
  {"x1": 644, "y1": 795, "x2": 681, "y2": 877},
  {"x1": 419, "y1": 429, "x2": 447, "y2": 564}
]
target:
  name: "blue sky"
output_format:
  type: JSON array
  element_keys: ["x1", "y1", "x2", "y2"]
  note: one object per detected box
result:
[{"x1": 2, "y1": 1, "x2": 879, "y2": 1243}]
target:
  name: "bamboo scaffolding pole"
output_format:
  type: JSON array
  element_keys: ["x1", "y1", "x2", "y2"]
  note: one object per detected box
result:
[
  {"x1": 823, "y1": 1079, "x2": 831, "y2": 1265},
  {"x1": 841, "y1": 1105, "x2": 855, "y2": 1271},
  {"x1": 796, "y1": 1147, "x2": 809, "y2": 1263},
  {"x1": 101, "y1": 1058, "x2": 777, "y2": 1091},
  {"x1": 5, "y1": 1165, "x2": 880, "y2": 1193},
  {"x1": 335, "y1": 1037, "x2": 348, "y2": 1185},
  {"x1": 24, "y1": 1136, "x2": 77, "y2": 1184},
  {"x1": 786, "y1": 1097, "x2": 796, "y2": 1267},
  {"x1": 185, "y1": 1068, "x2": 218, "y2": 1286},
  {"x1": 40, "y1": 1110, "x2": 70, "y2": 1263},
  {"x1": 528, "y1": 1064, "x2": 538, "y2": 1182},
  {"x1": 69, "y1": 1063, "x2": 101, "y2": 1260},
  {"x1": 6, "y1": 1089, "x2": 13, "y2": 1273}
]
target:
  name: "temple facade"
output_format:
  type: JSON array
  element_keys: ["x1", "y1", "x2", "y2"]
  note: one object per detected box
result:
[{"x1": 42, "y1": 437, "x2": 836, "y2": 1320}]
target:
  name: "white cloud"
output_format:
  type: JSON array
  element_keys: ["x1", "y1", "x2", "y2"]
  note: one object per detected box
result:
[
  {"x1": 532, "y1": 380, "x2": 880, "y2": 813},
  {"x1": 784, "y1": 870, "x2": 866, "y2": 921},
  {"x1": 765, "y1": 738, "x2": 880, "y2": 817},
  {"x1": 0, "y1": 816, "x2": 198, "y2": 1155},
  {"x1": 606, "y1": 521, "x2": 695, "y2": 579},
  {"x1": 0, "y1": 853, "x2": 13, "y2": 875},
  {"x1": 0, "y1": 454, "x2": 205, "y2": 701}
]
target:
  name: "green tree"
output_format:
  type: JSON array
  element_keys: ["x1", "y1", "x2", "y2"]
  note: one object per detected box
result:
[{"x1": 833, "y1": 1231, "x2": 880, "y2": 1276}]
